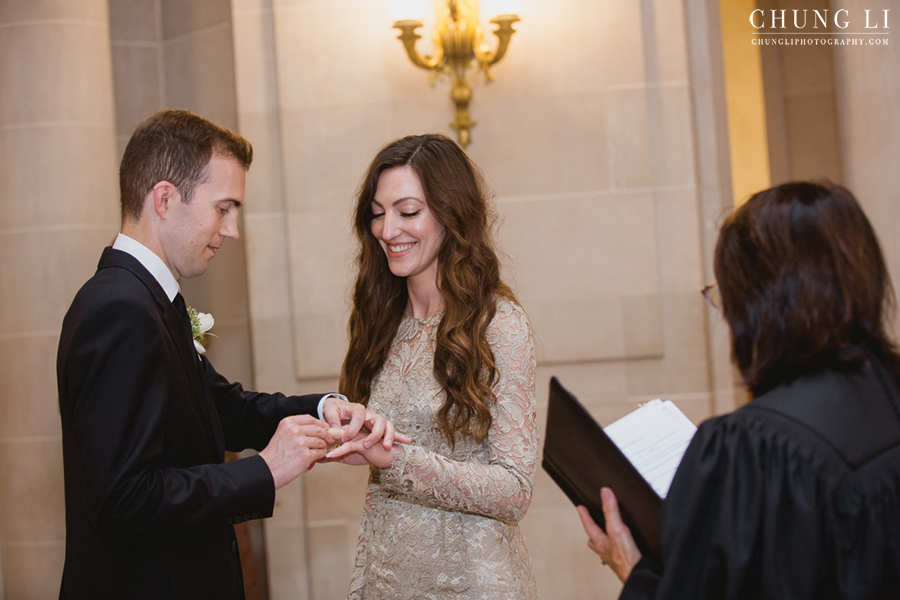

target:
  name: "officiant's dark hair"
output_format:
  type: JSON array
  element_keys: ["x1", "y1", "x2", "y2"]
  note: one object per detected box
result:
[
  {"x1": 715, "y1": 181, "x2": 900, "y2": 395},
  {"x1": 119, "y1": 110, "x2": 253, "y2": 224}
]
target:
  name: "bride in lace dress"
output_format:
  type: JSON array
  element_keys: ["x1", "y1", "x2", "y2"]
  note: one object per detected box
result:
[{"x1": 335, "y1": 134, "x2": 538, "y2": 599}]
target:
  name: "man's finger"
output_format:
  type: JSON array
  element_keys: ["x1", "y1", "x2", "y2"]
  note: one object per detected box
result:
[
  {"x1": 299, "y1": 436, "x2": 328, "y2": 449},
  {"x1": 297, "y1": 425, "x2": 332, "y2": 441},
  {"x1": 321, "y1": 402, "x2": 343, "y2": 429},
  {"x1": 291, "y1": 414, "x2": 327, "y2": 425}
]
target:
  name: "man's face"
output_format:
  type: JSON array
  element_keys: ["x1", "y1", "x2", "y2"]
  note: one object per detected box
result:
[{"x1": 161, "y1": 153, "x2": 246, "y2": 280}]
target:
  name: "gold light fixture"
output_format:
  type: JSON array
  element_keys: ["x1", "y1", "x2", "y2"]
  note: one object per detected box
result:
[{"x1": 391, "y1": 0, "x2": 521, "y2": 148}]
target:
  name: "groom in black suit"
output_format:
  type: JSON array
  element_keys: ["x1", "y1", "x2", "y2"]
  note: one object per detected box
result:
[{"x1": 56, "y1": 110, "x2": 403, "y2": 599}]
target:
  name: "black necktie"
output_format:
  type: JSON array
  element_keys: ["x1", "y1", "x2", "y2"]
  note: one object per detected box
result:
[{"x1": 172, "y1": 292, "x2": 192, "y2": 337}]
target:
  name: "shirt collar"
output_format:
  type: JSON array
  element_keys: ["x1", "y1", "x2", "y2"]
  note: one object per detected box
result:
[{"x1": 112, "y1": 233, "x2": 180, "y2": 302}]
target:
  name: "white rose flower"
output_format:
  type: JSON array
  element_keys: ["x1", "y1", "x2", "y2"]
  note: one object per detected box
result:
[
  {"x1": 187, "y1": 308, "x2": 216, "y2": 355},
  {"x1": 196, "y1": 312, "x2": 215, "y2": 334}
]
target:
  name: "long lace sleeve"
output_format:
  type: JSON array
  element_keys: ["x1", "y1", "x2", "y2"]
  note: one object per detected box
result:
[{"x1": 376, "y1": 302, "x2": 538, "y2": 523}]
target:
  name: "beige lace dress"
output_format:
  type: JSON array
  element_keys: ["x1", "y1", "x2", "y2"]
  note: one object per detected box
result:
[{"x1": 347, "y1": 300, "x2": 539, "y2": 600}]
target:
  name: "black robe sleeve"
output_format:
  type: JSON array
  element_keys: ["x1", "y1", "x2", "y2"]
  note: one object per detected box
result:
[{"x1": 619, "y1": 399, "x2": 900, "y2": 600}]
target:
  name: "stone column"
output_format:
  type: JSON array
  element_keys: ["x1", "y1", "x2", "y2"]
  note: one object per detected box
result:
[
  {"x1": 230, "y1": 2, "x2": 316, "y2": 597},
  {"x1": 832, "y1": 0, "x2": 900, "y2": 315},
  {"x1": 0, "y1": 0, "x2": 119, "y2": 596}
]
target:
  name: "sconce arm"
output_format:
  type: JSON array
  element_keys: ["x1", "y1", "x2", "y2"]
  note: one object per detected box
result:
[
  {"x1": 394, "y1": 20, "x2": 444, "y2": 71},
  {"x1": 476, "y1": 14, "x2": 520, "y2": 67}
]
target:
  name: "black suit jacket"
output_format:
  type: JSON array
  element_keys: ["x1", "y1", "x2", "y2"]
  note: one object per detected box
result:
[{"x1": 57, "y1": 247, "x2": 322, "y2": 599}]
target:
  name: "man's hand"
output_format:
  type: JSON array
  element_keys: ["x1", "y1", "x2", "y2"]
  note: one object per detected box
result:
[
  {"x1": 577, "y1": 487, "x2": 642, "y2": 583},
  {"x1": 321, "y1": 396, "x2": 411, "y2": 454},
  {"x1": 259, "y1": 415, "x2": 331, "y2": 490}
]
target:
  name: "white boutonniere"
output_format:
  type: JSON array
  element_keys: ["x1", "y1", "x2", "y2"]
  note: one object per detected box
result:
[{"x1": 186, "y1": 307, "x2": 215, "y2": 354}]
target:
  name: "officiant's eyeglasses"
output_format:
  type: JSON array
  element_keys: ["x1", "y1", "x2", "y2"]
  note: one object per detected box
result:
[{"x1": 701, "y1": 283, "x2": 722, "y2": 309}]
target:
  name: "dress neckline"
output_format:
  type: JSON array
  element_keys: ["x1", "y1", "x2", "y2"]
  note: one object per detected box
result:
[{"x1": 403, "y1": 309, "x2": 444, "y2": 325}]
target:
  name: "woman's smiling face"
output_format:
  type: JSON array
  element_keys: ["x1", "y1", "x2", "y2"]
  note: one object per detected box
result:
[{"x1": 370, "y1": 165, "x2": 446, "y2": 285}]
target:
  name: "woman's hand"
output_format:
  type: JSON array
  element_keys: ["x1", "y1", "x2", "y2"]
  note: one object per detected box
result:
[
  {"x1": 321, "y1": 396, "x2": 412, "y2": 450},
  {"x1": 577, "y1": 487, "x2": 642, "y2": 583},
  {"x1": 322, "y1": 430, "x2": 400, "y2": 468}
]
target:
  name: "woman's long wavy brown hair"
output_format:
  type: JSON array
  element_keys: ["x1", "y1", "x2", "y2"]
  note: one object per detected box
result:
[{"x1": 339, "y1": 134, "x2": 516, "y2": 446}]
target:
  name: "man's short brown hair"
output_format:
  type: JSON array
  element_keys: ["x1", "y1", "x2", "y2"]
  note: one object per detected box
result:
[{"x1": 119, "y1": 110, "x2": 253, "y2": 223}]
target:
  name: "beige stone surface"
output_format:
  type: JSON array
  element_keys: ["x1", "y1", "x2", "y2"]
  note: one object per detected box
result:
[
  {"x1": 485, "y1": 0, "x2": 646, "y2": 98},
  {"x1": 498, "y1": 192, "x2": 663, "y2": 363},
  {"x1": 108, "y1": 0, "x2": 158, "y2": 43},
  {"x1": 247, "y1": 315, "x2": 299, "y2": 390},
  {"x1": 655, "y1": 187, "x2": 705, "y2": 293},
  {"x1": 607, "y1": 87, "x2": 654, "y2": 189},
  {"x1": 780, "y1": 43, "x2": 835, "y2": 96},
  {"x1": 520, "y1": 506, "x2": 624, "y2": 598},
  {"x1": 0, "y1": 0, "x2": 107, "y2": 25},
  {"x1": 265, "y1": 524, "x2": 311, "y2": 600},
  {"x1": 535, "y1": 362, "x2": 630, "y2": 409},
  {"x1": 273, "y1": 2, "x2": 397, "y2": 111},
  {"x1": 832, "y1": 0, "x2": 900, "y2": 339},
  {"x1": 243, "y1": 214, "x2": 293, "y2": 319},
  {"x1": 232, "y1": 11, "x2": 280, "y2": 117},
  {"x1": 286, "y1": 210, "x2": 354, "y2": 379},
  {"x1": 239, "y1": 111, "x2": 288, "y2": 214},
  {"x1": 784, "y1": 90, "x2": 842, "y2": 179},
  {"x1": 0, "y1": 230, "x2": 116, "y2": 335},
  {"x1": 270, "y1": 478, "x2": 304, "y2": 529},
  {"x1": 651, "y1": 84, "x2": 697, "y2": 186},
  {"x1": 304, "y1": 463, "x2": 369, "y2": 525},
  {"x1": 0, "y1": 126, "x2": 119, "y2": 230},
  {"x1": 626, "y1": 292, "x2": 711, "y2": 397},
  {"x1": 163, "y1": 25, "x2": 238, "y2": 130},
  {"x1": 307, "y1": 523, "x2": 353, "y2": 600},
  {"x1": 291, "y1": 312, "x2": 349, "y2": 380},
  {"x1": 0, "y1": 543, "x2": 66, "y2": 599},
  {"x1": 278, "y1": 104, "x2": 446, "y2": 213},
  {"x1": 161, "y1": 0, "x2": 231, "y2": 40},
  {"x1": 648, "y1": 0, "x2": 691, "y2": 83},
  {"x1": 202, "y1": 321, "x2": 255, "y2": 386},
  {"x1": 0, "y1": 336, "x2": 62, "y2": 438},
  {"x1": 470, "y1": 92, "x2": 610, "y2": 197},
  {"x1": 0, "y1": 440, "x2": 65, "y2": 542},
  {"x1": 233, "y1": 0, "x2": 271, "y2": 12},
  {"x1": 0, "y1": 23, "x2": 115, "y2": 126},
  {"x1": 623, "y1": 293, "x2": 665, "y2": 357},
  {"x1": 111, "y1": 44, "x2": 162, "y2": 134},
  {"x1": 0, "y1": 1, "x2": 119, "y2": 597}
]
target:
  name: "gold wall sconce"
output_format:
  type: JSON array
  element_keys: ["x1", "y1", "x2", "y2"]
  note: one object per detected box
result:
[{"x1": 390, "y1": 0, "x2": 522, "y2": 148}]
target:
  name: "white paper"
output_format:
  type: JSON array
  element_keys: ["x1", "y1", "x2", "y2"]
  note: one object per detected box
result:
[{"x1": 603, "y1": 400, "x2": 697, "y2": 498}]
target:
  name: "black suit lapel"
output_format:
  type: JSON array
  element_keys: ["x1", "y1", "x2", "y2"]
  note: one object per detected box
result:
[{"x1": 97, "y1": 247, "x2": 222, "y2": 456}]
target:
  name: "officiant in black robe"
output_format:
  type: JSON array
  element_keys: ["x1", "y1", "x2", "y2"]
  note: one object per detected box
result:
[{"x1": 578, "y1": 182, "x2": 900, "y2": 599}]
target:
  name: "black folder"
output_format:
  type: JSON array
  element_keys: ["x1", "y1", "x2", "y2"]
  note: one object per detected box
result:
[{"x1": 542, "y1": 376, "x2": 663, "y2": 559}]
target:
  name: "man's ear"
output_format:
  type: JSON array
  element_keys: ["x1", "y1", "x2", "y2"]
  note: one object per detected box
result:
[{"x1": 152, "y1": 181, "x2": 177, "y2": 219}]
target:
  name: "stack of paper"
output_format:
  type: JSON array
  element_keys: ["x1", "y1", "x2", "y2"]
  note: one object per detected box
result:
[{"x1": 603, "y1": 400, "x2": 698, "y2": 498}]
